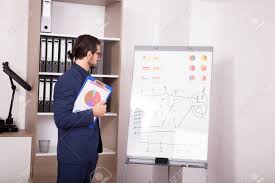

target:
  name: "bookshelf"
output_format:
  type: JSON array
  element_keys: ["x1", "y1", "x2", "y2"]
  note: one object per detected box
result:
[{"x1": 30, "y1": 0, "x2": 121, "y2": 182}]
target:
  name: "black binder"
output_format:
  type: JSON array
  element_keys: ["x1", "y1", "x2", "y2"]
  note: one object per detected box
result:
[
  {"x1": 44, "y1": 77, "x2": 51, "y2": 112},
  {"x1": 38, "y1": 76, "x2": 45, "y2": 112},
  {"x1": 46, "y1": 38, "x2": 53, "y2": 72},
  {"x1": 59, "y1": 38, "x2": 66, "y2": 73},
  {"x1": 40, "y1": 38, "x2": 47, "y2": 72},
  {"x1": 50, "y1": 78, "x2": 57, "y2": 112},
  {"x1": 66, "y1": 39, "x2": 73, "y2": 71},
  {"x1": 91, "y1": 41, "x2": 104, "y2": 74},
  {"x1": 96, "y1": 41, "x2": 104, "y2": 74},
  {"x1": 52, "y1": 38, "x2": 59, "y2": 73}
]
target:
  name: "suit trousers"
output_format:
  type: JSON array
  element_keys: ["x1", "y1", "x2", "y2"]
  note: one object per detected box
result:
[{"x1": 57, "y1": 159, "x2": 98, "y2": 183}]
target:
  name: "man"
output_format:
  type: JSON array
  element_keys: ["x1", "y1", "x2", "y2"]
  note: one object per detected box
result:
[{"x1": 53, "y1": 35, "x2": 106, "y2": 183}]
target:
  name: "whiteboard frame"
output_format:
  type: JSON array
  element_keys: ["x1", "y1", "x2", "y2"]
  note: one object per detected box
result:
[{"x1": 126, "y1": 46, "x2": 214, "y2": 168}]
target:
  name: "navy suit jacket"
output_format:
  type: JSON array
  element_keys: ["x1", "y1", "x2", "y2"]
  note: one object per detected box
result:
[{"x1": 53, "y1": 64, "x2": 103, "y2": 164}]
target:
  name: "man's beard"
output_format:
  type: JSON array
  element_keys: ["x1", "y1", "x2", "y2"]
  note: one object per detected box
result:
[
  {"x1": 90, "y1": 64, "x2": 97, "y2": 70},
  {"x1": 89, "y1": 60, "x2": 97, "y2": 69}
]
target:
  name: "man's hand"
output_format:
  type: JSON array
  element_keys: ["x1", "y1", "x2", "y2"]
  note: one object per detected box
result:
[{"x1": 92, "y1": 100, "x2": 106, "y2": 117}]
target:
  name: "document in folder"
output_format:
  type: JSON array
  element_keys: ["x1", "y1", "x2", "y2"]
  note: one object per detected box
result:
[{"x1": 73, "y1": 76, "x2": 112, "y2": 113}]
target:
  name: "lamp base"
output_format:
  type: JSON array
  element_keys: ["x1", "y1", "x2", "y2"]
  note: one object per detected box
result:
[
  {"x1": 5, "y1": 117, "x2": 13, "y2": 125},
  {"x1": 0, "y1": 119, "x2": 4, "y2": 133},
  {"x1": 3, "y1": 124, "x2": 18, "y2": 132}
]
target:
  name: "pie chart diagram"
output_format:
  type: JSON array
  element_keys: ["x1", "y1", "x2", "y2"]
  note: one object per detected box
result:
[{"x1": 84, "y1": 90, "x2": 101, "y2": 107}]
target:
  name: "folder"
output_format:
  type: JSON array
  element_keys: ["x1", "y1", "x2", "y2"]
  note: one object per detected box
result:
[
  {"x1": 96, "y1": 41, "x2": 104, "y2": 74},
  {"x1": 40, "y1": 38, "x2": 47, "y2": 72},
  {"x1": 38, "y1": 77, "x2": 45, "y2": 112},
  {"x1": 66, "y1": 39, "x2": 73, "y2": 71},
  {"x1": 53, "y1": 39, "x2": 59, "y2": 73},
  {"x1": 41, "y1": 0, "x2": 52, "y2": 32},
  {"x1": 46, "y1": 39, "x2": 53, "y2": 72},
  {"x1": 59, "y1": 38, "x2": 66, "y2": 73},
  {"x1": 44, "y1": 78, "x2": 51, "y2": 112},
  {"x1": 73, "y1": 76, "x2": 112, "y2": 113},
  {"x1": 50, "y1": 78, "x2": 57, "y2": 112}
]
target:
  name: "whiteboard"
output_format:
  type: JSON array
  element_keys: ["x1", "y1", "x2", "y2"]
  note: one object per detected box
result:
[{"x1": 126, "y1": 46, "x2": 213, "y2": 165}]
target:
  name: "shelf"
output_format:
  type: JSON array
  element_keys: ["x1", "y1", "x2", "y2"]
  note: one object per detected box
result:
[
  {"x1": 54, "y1": 0, "x2": 106, "y2": 6},
  {"x1": 39, "y1": 72, "x2": 120, "y2": 78},
  {"x1": 53, "y1": 0, "x2": 120, "y2": 6},
  {"x1": 39, "y1": 72, "x2": 62, "y2": 76},
  {"x1": 37, "y1": 112, "x2": 54, "y2": 116},
  {"x1": 0, "y1": 130, "x2": 32, "y2": 137},
  {"x1": 35, "y1": 147, "x2": 115, "y2": 157},
  {"x1": 36, "y1": 146, "x2": 57, "y2": 157},
  {"x1": 91, "y1": 74, "x2": 120, "y2": 78},
  {"x1": 38, "y1": 112, "x2": 118, "y2": 117},
  {"x1": 40, "y1": 32, "x2": 120, "y2": 42},
  {"x1": 100, "y1": 147, "x2": 116, "y2": 155},
  {"x1": 102, "y1": 112, "x2": 118, "y2": 117}
]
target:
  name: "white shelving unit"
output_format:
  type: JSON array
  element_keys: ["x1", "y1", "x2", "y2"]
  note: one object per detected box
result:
[
  {"x1": 39, "y1": 72, "x2": 120, "y2": 78},
  {"x1": 34, "y1": 0, "x2": 121, "y2": 182}
]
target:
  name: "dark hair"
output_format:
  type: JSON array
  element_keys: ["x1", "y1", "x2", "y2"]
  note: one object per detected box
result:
[{"x1": 67, "y1": 34, "x2": 101, "y2": 61}]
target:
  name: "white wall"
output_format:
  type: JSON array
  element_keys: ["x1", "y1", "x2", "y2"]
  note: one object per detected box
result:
[
  {"x1": 119, "y1": 0, "x2": 275, "y2": 183},
  {"x1": 189, "y1": 0, "x2": 275, "y2": 182},
  {"x1": 0, "y1": 0, "x2": 29, "y2": 129}
]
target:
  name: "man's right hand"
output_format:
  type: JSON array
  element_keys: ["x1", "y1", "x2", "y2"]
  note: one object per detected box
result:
[{"x1": 92, "y1": 100, "x2": 107, "y2": 117}]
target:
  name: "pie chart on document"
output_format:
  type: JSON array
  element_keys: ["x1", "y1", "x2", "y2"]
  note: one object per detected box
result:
[{"x1": 84, "y1": 90, "x2": 101, "y2": 107}]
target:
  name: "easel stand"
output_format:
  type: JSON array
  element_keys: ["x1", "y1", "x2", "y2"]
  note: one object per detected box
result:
[{"x1": 123, "y1": 157, "x2": 208, "y2": 183}]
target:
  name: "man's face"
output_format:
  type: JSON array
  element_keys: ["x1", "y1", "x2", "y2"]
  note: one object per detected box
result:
[{"x1": 88, "y1": 44, "x2": 101, "y2": 68}]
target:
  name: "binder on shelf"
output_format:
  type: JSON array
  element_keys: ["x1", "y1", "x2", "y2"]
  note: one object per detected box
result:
[
  {"x1": 49, "y1": 77, "x2": 53, "y2": 112},
  {"x1": 64, "y1": 38, "x2": 68, "y2": 72},
  {"x1": 90, "y1": 66, "x2": 97, "y2": 74},
  {"x1": 53, "y1": 39, "x2": 59, "y2": 73},
  {"x1": 89, "y1": 67, "x2": 93, "y2": 74},
  {"x1": 91, "y1": 41, "x2": 104, "y2": 74},
  {"x1": 50, "y1": 78, "x2": 57, "y2": 112},
  {"x1": 97, "y1": 41, "x2": 104, "y2": 74},
  {"x1": 38, "y1": 77, "x2": 45, "y2": 112},
  {"x1": 40, "y1": 38, "x2": 47, "y2": 72},
  {"x1": 41, "y1": 0, "x2": 52, "y2": 33},
  {"x1": 66, "y1": 39, "x2": 73, "y2": 71},
  {"x1": 59, "y1": 38, "x2": 66, "y2": 73},
  {"x1": 46, "y1": 39, "x2": 53, "y2": 72},
  {"x1": 106, "y1": 95, "x2": 112, "y2": 112},
  {"x1": 44, "y1": 78, "x2": 51, "y2": 112}
]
